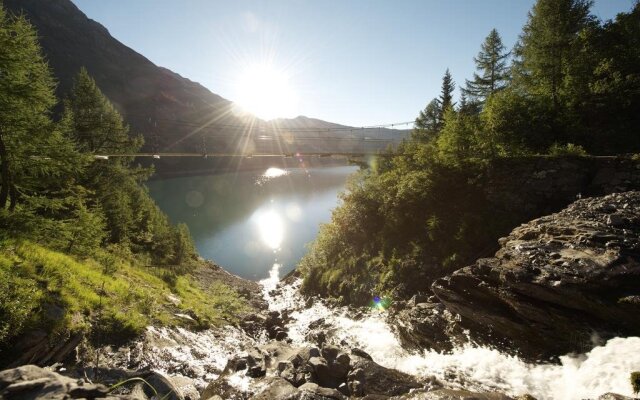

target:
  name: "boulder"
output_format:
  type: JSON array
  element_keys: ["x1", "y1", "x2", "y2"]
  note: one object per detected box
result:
[
  {"x1": 421, "y1": 192, "x2": 640, "y2": 360},
  {"x1": 298, "y1": 382, "x2": 347, "y2": 399},
  {"x1": 349, "y1": 358, "x2": 422, "y2": 397},
  {"x1": 250, "y1": 377, "x2": 299, "y2": 400},
  {"x1": 390, "y1": 389, "x2": 513, "y2": 399},
  {"x1": 0, "y1": 365, "x2": 128, "y2": 400}
]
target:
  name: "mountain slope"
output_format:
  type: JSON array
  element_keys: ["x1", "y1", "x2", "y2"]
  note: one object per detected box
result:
[{"x1": 4, "y1": 0, "x2": 408, "y2": 160}]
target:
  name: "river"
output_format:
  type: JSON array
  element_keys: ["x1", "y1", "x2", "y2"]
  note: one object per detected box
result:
[
  {"x1": 147, "y1": 165, "x2": 358, "y2": 280},
  {"x1": 143, "y1": 164, "x2": 640, "y2": 400}
]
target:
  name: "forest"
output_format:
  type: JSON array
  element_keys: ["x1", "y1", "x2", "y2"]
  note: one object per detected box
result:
[
  {"x1": 0, "y1": 4, "x2": 247, "y2": 363},
  {"x1": 300, "y1": 0, "x2": 640, "y2": 304}
]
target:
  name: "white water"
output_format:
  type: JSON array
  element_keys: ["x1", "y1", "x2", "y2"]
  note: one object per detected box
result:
[{"x1": 261, "y1": 272, "x2": 640, "y2": 399}]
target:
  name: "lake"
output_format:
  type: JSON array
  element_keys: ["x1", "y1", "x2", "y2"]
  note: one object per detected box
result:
[{"x1": 147, "y1": 165, "x2": 358, "y2": 280}]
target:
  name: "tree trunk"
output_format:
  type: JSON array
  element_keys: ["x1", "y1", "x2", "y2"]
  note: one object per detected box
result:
[{"x1": 0, "y1": 133, "x2": 13, "y2": 209}]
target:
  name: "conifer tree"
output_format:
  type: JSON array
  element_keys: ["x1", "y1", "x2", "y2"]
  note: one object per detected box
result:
[
  {"x1": 462, "y1": 29, "x2": 510, "y2": 106},
  {"x1": 0, "y1": 7, "x2": 84, "y2": 210},
  {"x1": 68, "y1": 68, "x2": 142, "y2": 155},
  {"x1": 438, "y1": 69, "x2": 456, "y2": 117},
  {"x1": 412, "y1": 98, "x2": 439, "y2": 141},
  {"x1": 514, "y1": 0, "x2": 594, "y2": 110}
]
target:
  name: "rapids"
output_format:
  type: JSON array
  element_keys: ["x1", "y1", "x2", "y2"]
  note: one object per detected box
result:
[{"x1": 260, "y1": 265, "x2": 640, "y2": 400}]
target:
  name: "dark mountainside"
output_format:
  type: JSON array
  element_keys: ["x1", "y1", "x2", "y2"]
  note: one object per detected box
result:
[{"x1": 4, "y1": 0, "x2": 408, "y2": 175}]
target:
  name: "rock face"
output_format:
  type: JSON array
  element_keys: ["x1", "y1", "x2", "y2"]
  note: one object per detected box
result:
[
  {"x1": 423, "y1": 191, "x2": 640, "y2": 360},
  {"x1": 200, "y1": 341, "x2": 428, "y2": 399},
  {"x1": 0, "y1": 365, "x2": 115, "y2": 399}
]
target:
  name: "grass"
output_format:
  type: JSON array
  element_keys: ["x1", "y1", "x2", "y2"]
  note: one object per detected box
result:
[{"x1": 0, "y1": 240, "x2": 249, "y2": 360}]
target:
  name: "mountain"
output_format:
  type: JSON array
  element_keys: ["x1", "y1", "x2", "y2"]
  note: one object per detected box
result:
[{"x1": 3, "y1": 0, "x2": 408, "y2": 162}]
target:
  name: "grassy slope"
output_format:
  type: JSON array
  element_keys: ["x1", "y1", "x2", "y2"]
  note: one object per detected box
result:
[{"x1": 0, "y1": 240, "x2": 250, "y2": 360}]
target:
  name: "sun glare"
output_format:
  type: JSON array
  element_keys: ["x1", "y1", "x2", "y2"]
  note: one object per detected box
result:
[{"x1": 234, "y1": 63, "x2": 298, "y2": 120}]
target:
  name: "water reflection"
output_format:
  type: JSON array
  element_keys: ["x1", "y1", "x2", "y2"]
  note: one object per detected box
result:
[
  {"x1": 252, "y1": 208, "x2": 284, "y2": 250},
  {"x1": 147, "y1": 165, "x2": 357, "y2": 280}
]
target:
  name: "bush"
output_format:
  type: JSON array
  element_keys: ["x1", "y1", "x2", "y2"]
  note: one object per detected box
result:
[{"x1": 549, "y1": 142, "x2": 588, "y2": 156}]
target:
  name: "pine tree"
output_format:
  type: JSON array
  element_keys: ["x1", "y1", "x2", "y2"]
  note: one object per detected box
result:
[
  {"x1": 67, "y1": 68, "x2": 142, "y2": 155},
  {"x1": 412, "y1": 98, "x2": 439, "y2": 141},
  {"x1": 462, "y1": 29, "x2": 510, "y2": 105},
  {"x1": 0, "y1": 6, "x2": 84, "y2": 210},
  {"x1": 514, "y1": 0, "x2": 594, "y2": 110},
  {"x1": 438, "y1": 69, "x2": 456, "y2": 118}
]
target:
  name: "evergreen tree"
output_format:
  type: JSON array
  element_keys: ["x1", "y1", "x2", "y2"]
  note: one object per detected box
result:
[
  {"x1": 438, "y1": 69, "x2": 456, "y2": 119},
  {"x1": 514, "y1": 0, "x2": 594, "y2": 110},
  {"x1": 412, "y1": 98, "x2": 439, "y2": 141},
  {"x1": 0, "y1": 7, "x2": 85, "y2": 210},
  {"x1": 68, "y1": 68, "x2": 142, "y2": 155},
  {"x1": 462, "y1": 29, "x2": 510, "y2": 106}
]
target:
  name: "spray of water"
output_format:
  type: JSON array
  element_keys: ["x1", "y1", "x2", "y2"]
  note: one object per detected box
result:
[{"x1": 260, "y1": 275, "x2": 640, "y2": 400}]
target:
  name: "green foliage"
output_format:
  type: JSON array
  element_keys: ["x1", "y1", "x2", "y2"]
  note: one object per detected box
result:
[
  {"x1": 438, "y1": 69, "x2": 456, "y2": 122},
  {"x1": 0, "y1": 6, "x2": 86, "y2": 210},
  {"x1": 0, "y1": 240, "x2": 248, "y2": 361},
  {"x1": 302, "y1": 1, "x2": 640, "y2": 304},
  {"x1": 549, "y1": 143, "x2": 588, "y2": 156},
  {"x1": 300, "y1": 151, "x2": 509, "y2": 304},
  {"x1": 412, "y1": 98, "x2": 440, "y2": 142},
  {"x1": 463, "y1": 28, "x2": 510, "y2": 106}
]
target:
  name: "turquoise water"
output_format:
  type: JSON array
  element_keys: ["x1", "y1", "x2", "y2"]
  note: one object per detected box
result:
[{"x1": 147, "y1": 166, "x2": 357, "y2": 280}]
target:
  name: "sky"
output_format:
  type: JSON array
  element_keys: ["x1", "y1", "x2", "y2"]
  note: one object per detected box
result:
[{"x1": 71, "y1": 0, "x2": 635, "y2": 127}]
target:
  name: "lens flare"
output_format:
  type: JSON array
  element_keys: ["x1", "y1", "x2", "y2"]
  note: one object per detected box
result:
[{"x1": 370, "y1": 295, "x2": 391, "y2": 312}]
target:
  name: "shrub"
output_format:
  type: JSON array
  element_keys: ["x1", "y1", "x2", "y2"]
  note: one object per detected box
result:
[{"x1": 549, "y1": 142, "x2": 588, "y2": 156}]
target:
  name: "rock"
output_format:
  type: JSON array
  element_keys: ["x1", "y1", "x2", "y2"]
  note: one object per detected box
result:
[
  {"x1": 276, "y1": 330, "x2": 289, "y2": 341},
  {"x1": 597, "y1": 393, "x2": 636, "y2": 400},
  {"x1": 0, "y1": 365, "x2": 124, "y2": 400},
  {"x1": 133, "y1": 371, "x2": 185, "y2": 400},
  {"x1": 351, "y1": 348, "x2": 373, "y2": 361},
  {"x1": 423, "y1": 192, "x2": 640, "y2": 360},
  {"x1": 251, "y1": 377, "x2": 299, "y2": 400},
  {"x1": 299, "y1": 382, "x2": 347, "y2": 399},
  {"x1": 201, "y1": 375, "x2": 246, "y2": 400},
  {"x1": 308, "y1": 356, "x2": 335, "y2": 387},
  {"x1": 390, "y1": 301, "x2": 465, "y2": 353},
  {"x1": 390, "y1": 389, "x2": 514, "y2": 399},
  {"x1": 349, "y1": 358, "x2": 422, "y2": 397}
]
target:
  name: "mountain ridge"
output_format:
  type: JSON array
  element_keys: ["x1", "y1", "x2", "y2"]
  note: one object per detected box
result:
[{"x1": 4, "y1": 0, "x2": 408, "y2": 159}]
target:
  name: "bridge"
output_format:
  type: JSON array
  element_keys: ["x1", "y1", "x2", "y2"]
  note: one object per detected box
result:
[{"x1": 92, "y1": 151, "x2": 391, "y2": 160}]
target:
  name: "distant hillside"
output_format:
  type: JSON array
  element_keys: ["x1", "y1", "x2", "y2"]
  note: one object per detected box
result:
[{"x1": 4, "y1": 0, "x2": 408, "y2": 163}]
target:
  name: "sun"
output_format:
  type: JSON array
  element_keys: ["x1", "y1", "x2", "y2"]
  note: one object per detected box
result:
[{"x1": 234, "y1": 63, "x2": 298, "y2": 120}]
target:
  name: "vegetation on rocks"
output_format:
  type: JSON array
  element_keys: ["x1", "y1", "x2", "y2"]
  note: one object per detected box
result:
[{"x1": 300, "y1": 0, "x2": 640, "y2": 304}]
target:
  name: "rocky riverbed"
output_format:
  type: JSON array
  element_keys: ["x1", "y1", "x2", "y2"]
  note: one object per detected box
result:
[{"x1": 2, "y1": 193, "x2": 640, "y2": 399}]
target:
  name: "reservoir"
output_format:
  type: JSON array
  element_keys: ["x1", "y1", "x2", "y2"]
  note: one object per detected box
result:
[{"x1": 147, "y1": 165, "x2": 358, "y2": 280}]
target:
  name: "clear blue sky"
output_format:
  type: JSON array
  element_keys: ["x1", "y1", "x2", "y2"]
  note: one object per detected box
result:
[{"x1": 71, "y1": 0, "x2": 634, "y2": 127}]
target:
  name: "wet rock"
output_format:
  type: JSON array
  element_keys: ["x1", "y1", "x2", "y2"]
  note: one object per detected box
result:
[
  {"x1": 308, "y1": 356, "x2": 334, "y2": 387},
  {"x1": 350, "y1": 348, "x2": 373, "y2": 361},
  {"x1": 251, "y1": 377, "x2": 298, "y2": 400},
  {"x1": 418, "y1": 192, "x2": 640, "y2": 361},
  {"x1": 597, "y1": 393, "x2": 636, "y2": 400},
  {"x1": 134, "y1": 370, "x2": 185, "y2": 400},
  {"x1": 299, "y1": 382, "x2": 347, "y2": 399},
  {"x1": 390, "y1": 301, "x2": 465, "y2": 353},
  {"x1": 201, "y1": 375, "x2": 246, "y2": 400},
  {"x1": 349, "y1": 358, "x2": 422, "y2": 397},
  {"x1": 390, "y1": 389, "x2": 514, "y2": 399}
]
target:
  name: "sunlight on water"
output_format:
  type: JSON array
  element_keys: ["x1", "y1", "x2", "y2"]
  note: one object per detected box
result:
[
  {"x1": 252, "y1": 209, "x2": 284, "y2": 249},
  {"x1": 257, "y1": 167, "x2": 290, "y2": 185},
  {"x1": 262, "y1": 278, "x2": 640, "y2": 400},
  {"x1": 263, "y1": 167, "x2": 289, "y2": 178}
]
